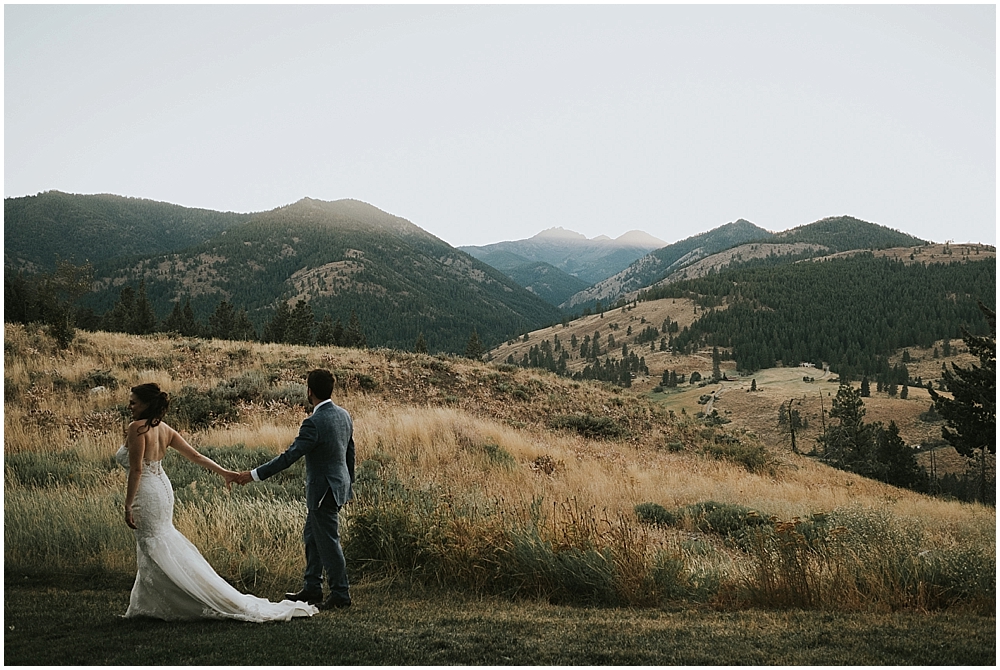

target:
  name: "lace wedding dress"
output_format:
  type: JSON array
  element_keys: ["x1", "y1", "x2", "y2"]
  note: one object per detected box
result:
[{"x1": 115, "y1": 445, "x2": 316, "y2": 622}]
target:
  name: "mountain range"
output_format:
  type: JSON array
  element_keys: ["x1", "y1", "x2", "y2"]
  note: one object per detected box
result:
[
  {"x1": 4, "y1": 190, "x2": 252, "y2": 272},
  {"x1": 459, "y1": 227, "x2": 666, "y2": 305},
  {"x1": 6, "y1": 190, "x2": 988, "y2": 360},
  {"x1": 4, "y1": 192, "x2": 563, "y2": 352},
  {"x1": 560, "y1": 215, "x2": 926, "y2": 309}
]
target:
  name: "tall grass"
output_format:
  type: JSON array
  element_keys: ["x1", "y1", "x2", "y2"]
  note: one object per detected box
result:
[
  {"x1": 4, "y1": 482, "x2": 136, "y2": 579},
  {"x1": 4, "y1": 324, "x2": 995, "y2": 612}
]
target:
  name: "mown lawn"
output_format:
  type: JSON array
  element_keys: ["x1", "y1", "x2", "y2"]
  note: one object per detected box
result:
[{"x1": 5, "y1": 581, "x2": 995, "y2": 665}]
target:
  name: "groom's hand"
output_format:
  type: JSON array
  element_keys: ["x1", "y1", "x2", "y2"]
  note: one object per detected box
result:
[{"x1": 235, "y1": 470, "x2": 254, "y2": 486}]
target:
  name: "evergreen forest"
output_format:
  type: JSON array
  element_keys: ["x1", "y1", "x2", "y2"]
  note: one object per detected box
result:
[{"x1": 641, "y1": 254, "x2": 995, "y2": 378}]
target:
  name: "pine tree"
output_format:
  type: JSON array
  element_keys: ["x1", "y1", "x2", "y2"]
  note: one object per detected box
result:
[
  {"x1": 208, "y1": 300, "x2": 237, "y2": 340},
  {"x1": 464, "y1": 328, "x2": 484, "y2": 360},
  {"x1": 316, "y1": 313, "x2": 338, "y2": 346},
  {"x1": 232, "y1": 308, "x2": 256, "y2": 341},
  {"x1": 343, "y1": 310, "x2": 366, "y2": 348},
  {"x1": 263, "y1": 301, "x2": 291, "y2": 343},
  {"x1": 900, "y1": 383, "x2": 908, "y2": 400},
  {"x1": 860, "y1": 375, "x2": 870, "y2": 397},
  {"x1": 712, "y1": 346, "x2": 721, "y2": 381},
  {"x1": 103, "y1": 286, "x2": 136, "y2": 333},
  {"x1": 414, "y1": 332, "x2": 428, "y2": 354},
  {"x1": 181, "y1": 299, "x2": 200, "y2": 337},
  {"x1": 161, "y1": 298, "x2": 201, "y2": 337},
  {"x1": 820, "y1": 383, "x2": 869, "y2": 467},
  {"x1": 930, "y1": 302, "x2": 996, "y2": 503},
  {"x1": 286, "y1": 299, "x2": 315, "y2": 345},
  {"x1": 872, "y1": 421, "x2": 926, "y2": 491},
  {"x1": 332, "y1": 318, "x2": 345, "y2": 347},
  {"x1": 162, "y1": 300, "x2": 186, "y2": 334},
  {"x1": 132, "y1": 280, "x2": 157, "y2": 335}
]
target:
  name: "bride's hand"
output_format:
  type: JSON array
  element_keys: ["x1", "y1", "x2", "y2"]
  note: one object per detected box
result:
[
  {"x1": 125, "y1": 505, "x2": 137, "y2": 529},
  {"x1": 222, "y1": 470, "x2": 240, "y2": 491}
]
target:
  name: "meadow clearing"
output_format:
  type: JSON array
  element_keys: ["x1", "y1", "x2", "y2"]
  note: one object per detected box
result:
[{"x1": 3, "y1": 323, "x2": 995, "y2": 663}]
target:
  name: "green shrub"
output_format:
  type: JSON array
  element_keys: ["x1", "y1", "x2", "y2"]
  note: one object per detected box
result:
[
  {"x1": 74, "y1": 369, "x2": 119, "y2": 392},
  {"x1": 650, "y1": 550, "x2": 720, "y2": 602},
  {"x1": 635, "y1": 500, "x2": 771, "y2": 543},
  {"x1": 263, "y1": 383, "x2": 308, "y2": 406},
  {"x1": 700, "y1": 435, "x2": 772, "y2": 474},
  {"x1": 169, "y1": 385, "x2": 237, "y2": 429},
  {"x1": 215, "y1": 370, "x2": 270, "y2": 402},
  {"x1": 550, "y1": 414, "x2": 626, "y2": 439},
  {"x1": 465, "y1": 442, "x2": 516, "y2": 471},
  {"x1": 682, "y1": 501, "x2": 771, "y2": 537},
  {"x1": 634, "y1": 502, "x2": 677, "y2": 526},
  {"x1": 329, "y1": 369, "x2": 378, "y2": 392}
]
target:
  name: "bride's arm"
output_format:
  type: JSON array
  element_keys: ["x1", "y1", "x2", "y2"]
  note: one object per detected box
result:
[
  {"x1": 124, "y1": 422, "x2": 146, "y2": 528},
  {"x1": 166, "y1": 424, "x2": 239, "y2": 487}
]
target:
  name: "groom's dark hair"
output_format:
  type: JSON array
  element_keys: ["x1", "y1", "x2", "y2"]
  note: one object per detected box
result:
[{"x1": 307, "y1": 369, "x2": 335, "y2": 401}]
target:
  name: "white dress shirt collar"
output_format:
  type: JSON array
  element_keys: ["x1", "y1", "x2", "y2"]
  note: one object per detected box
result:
[{"x1": 312, "y1": 398, "x2": 333, "y2": 414}]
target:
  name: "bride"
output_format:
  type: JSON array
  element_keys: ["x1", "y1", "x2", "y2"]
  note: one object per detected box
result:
[{"x1": 116, "y1": 382, "x2": 317, "y2": 622}]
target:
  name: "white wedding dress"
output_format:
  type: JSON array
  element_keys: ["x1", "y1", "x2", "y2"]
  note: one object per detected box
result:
[{"x1": 116, "y1": 445, "x2": 317, "y2": 622}]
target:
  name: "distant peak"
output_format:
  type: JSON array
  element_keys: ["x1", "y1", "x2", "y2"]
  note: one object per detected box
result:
[
  {"x1": 532, "y1": 227, "x2": 588, "y2": 241},
  {"x1": 614, "y1": 230, "x2": 666, "y2": 247},
  {"x1": 592, "y1": 235, "x2": 612, "y2": 242}
]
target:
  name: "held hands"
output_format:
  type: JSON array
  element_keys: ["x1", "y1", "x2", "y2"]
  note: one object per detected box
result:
[{"x1": 221, "y1": 470, "x2": 254, "y2": 489}]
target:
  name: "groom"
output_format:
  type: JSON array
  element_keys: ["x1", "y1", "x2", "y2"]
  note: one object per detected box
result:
[{"x1": 236, "y1": 368, "x2": 355, "y2": 610}]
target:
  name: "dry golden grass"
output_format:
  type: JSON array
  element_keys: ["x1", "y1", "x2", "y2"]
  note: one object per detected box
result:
[{"x1": 5, "y1": 323, "x2": 994, "y2": 608}]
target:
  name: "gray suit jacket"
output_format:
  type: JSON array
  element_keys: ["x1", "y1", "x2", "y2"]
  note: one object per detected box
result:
[{"x1": 255, "y1": 401, "x2": 355, "y2": 509}]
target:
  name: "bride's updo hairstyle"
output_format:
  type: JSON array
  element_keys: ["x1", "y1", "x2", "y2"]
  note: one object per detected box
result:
[{"x1": 131, "y1": 382, "x2": 170, "y2": 431}]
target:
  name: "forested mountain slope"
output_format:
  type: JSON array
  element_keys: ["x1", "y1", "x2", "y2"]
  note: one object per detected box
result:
[
  {"x1": 562, "y1": 216, "x2": 928, "y2": 310},
  {"x1": 561, "y1": 219, "x2": 771, "y2": 308},
  {"x1": 4, "y1": 191, "x2": 252, "y2": 271},
  {"x1": 772, "y1": 215, "x2": 924, "y2": 251},
  {"x1": 82, "y1": 198, "x2": 562, "y2": 352},
  {"x1": 643, "y1": 253, "x2": 994, "y2": 377},
  {"x1": 504, "y1": 262, "x2": 591, "y2": 306}
]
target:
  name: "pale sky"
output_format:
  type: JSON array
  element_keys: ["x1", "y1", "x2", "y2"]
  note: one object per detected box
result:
[{"x1": 4, "y1": 4, "x2": 996, "y2": 247}]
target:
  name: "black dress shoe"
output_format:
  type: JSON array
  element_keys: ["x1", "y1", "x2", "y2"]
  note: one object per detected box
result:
[
  {"x1": 318, "y1": 593, "x2": 351, "y2": 610},
  {"x1": 285, "y1": 588, "x2": 323, "y2": 605}
]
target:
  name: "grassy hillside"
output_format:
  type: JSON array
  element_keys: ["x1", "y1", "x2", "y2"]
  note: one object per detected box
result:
[
  {"x1": 488, "y1": 295, "x2": 985, "y2": 464},
  {"x1": 3, "y1": 191, "x2": 251, "y2": 271},
  {"x1": 81, "y1": 198, "x2": 563, "y2": 352},
  {"x1": 5, "y1": 323, "x2": 993, "y2": 618}
]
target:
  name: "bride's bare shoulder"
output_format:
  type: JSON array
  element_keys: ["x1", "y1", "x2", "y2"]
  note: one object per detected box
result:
[{"x1": 126, "y1": 420, "x2": 163, "y2": 436}]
